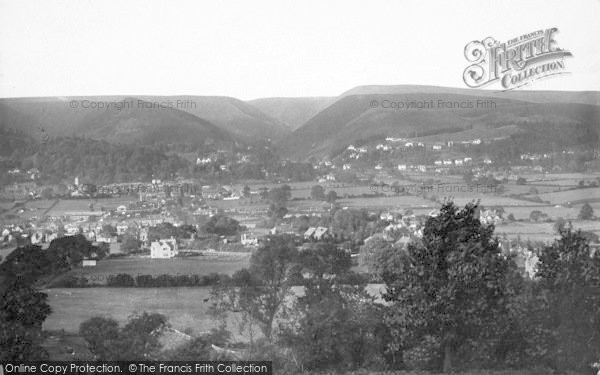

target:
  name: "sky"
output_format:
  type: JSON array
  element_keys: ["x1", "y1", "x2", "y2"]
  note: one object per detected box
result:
[{"x1": 0, "y1": 0, "x2": 599, "y2": 99}]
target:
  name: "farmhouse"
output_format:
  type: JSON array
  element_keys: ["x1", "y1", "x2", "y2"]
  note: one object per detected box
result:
[{"x1": 150, "y1": 237, "x2": 178, "y2": 259}]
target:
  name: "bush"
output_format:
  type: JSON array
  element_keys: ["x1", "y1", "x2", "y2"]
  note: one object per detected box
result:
[
  {"x1": 106, "y1": 274, "x2": 135, "y2": 287},
  {"x1": 402, "y1": 335, "x2": 442, "y2": 371}
]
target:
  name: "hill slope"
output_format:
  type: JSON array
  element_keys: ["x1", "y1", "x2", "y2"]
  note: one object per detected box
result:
[
  {"x1": 340, "y1": 85, "x2": 600, "y2": 106},
  {"x1": 278, "y1": 90, "x2": 600, "y2": 159},
  {"x1": 247, "y1": 97, "x2": 335, "y2": 131},
  {"x1": 0, "y1": 95, "x2": 287, "y2": 146}
]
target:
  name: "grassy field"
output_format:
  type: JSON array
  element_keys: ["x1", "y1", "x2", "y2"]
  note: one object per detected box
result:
[
  {"x1": 43, "y1": 284, "x2": 386, "y2": 340},
  {"x1": 43, "y1": 287, "x2": 227, "y2": 337},
  {"x1": 63, "y1": 255, "x2": 250, "y2": 284},
  {"x1": 523, "y1": 187, "x2": 600, "y2": 205}
]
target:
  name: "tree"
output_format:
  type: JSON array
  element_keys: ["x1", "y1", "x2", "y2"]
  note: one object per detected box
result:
[
  {"x1": 310, "y1": 185, "x2": 326, "y2": 201},
  {"x1": 79, "y1": 317, "x2": 121, "y2": 359},
  {"x1": 211, "y1": 235, "x2": 299, "y2": 340},
  {"x1": 201, "y1": 214, "x2": 241, "y2": 236},
  {"x1": 0, "y1": 280, "x2": 52, "y2": 360},
  {"x1": 382, "y1": 201, "x2": 511, "y2": 372},
  {"x1": 578, "y1": 202, "x2": 594, "y2": 220},
  {"x1": 536, "y1": 229, "x2": 600, "y2": 372},
  {"x1": 80, "y1": 312, "x2": 168, "y2": 360},
  {"x1": 359, "y1": 236, "x2": 393, "y2": 275},
  {"x1": 242, "y1": 185, "x2": 251, "y2": 198},
  {"x1": 268, "y1": 185, "x2": 292, "y2": 220},
  {"x1": 281, "y1": 243, "x2": 388, "y2": 372},
  {"x1": 529, "y1": 210, "x2": 543, "y2": 222},
  {"x1": 516, "y1": 177, "x2": 527, "y2": 185},
  {"x1": 120, "y1": 234, "x2": 140, "y2": 253},
  {"x1": 553, "y1": 217, "x2": 567, "y2": 234},
  {"x1": 326, "y1": 190, "x2": 338, "y2": 203}
]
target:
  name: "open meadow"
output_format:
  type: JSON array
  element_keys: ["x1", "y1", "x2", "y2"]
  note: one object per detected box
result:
[
  {"x1": 62, "y1": 254, "x2": 250, "y2": 284},
  {"x1": 43, "y1": 287, "x2": 227, "y2": 337}
]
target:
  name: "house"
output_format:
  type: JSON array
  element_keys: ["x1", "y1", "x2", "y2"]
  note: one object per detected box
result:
[
  {"x1": 443, "y1": 159, "x2": 453, "y2": 166},
  {"x1": 82, "y1": 259, "x2": 97, "y2": 267},
  {"x1": 30, "y1": 232, "x2": 44, "y2": 245},
  {"x1": 270, "y1": 224, "x2": 295, "y2": 235},
  {"x1": 432, "y1": 144, "x2": 443, "y2": 151},
  {"x1": 116, "y1": 223, "x2": 130, "y2": 235},
  {"x1": 64, "y1": 223, "x2": 80, "y2": 236},
  {"x1": 201, "y1": 186, "x2": 222, "y2": 200},
  {"x1": 150, "y1": 237, "x2": 178, "y2": 259},
  {"x1": 116, "y1": 205, "x2": 127, "y2": 213},
  {"x1": 304, "y1": 227, "x2": 317, "y2": 240},
  {"x1": 397, "y1": 164, "x2": 407, "y2": 171},
  {"x1": 480, "y1": 209, "x2": 502, "y2": 225},
  {"x1": 240, "y1": 233, "x2": 259, "y2": 246},
  {"x1": 313, "y1": 227, "x2": 331, "y2": 241},
  {"x1": 380, "y1": 212, "x2": 394, "y2": 221},
  {"x1": 303, "y1": 226, "x2": 332, "y2": 241},
  {"x1": 342, "y1": 164, "x2": 352, "y2": 170},
  {"x1": 96, "y1": 233, "x2": 117, "y2": 244},
  {"x1": 86, "y1": 231, "x2": 96, "y2": 241},
  {"x1": 139, "y1": 227, "x2": 149, "y2": 243},
  {"x1": 434, "y1": 160, "x2": 443, "y2": 166},
  {"x1": 455, "y1": 159, "x2": 464, "y2": 166}
]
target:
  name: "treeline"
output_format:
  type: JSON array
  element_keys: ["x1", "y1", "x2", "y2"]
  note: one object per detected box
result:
[
  {"x1": 0, "y1": 235, "x2": 106, "y2": 359},
  {"x1": 28, "y1": 137, "x2": 189, "y2": 184},
  {"x1": 53, "y1": 272, "x2": 230, "y2": 288},
  {"x1": 0, "y1": 235, "x2": 107, "y2": 284}
]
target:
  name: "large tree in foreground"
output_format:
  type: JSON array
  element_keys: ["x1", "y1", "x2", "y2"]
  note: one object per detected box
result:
[
  {"x1": 382, "y1": 201, "x2": 510, "y2": 372},
  {"x1": 536, "y1": 229, "x2": 600, "y2": 372},
  {"x1": 211, "y1": 235, "x2": 299, "y2": 340}
]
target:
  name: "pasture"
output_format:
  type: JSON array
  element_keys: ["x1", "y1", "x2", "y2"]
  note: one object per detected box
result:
[
  {"x1": 63, "y1": 255, "x2": 250, "y2": 284},
  {"x1": 43, "y1": 287, "x2": 229, "y2": 338},
  {"x1": 523, "y1": 187, "x2": 600, "y2": 205}
]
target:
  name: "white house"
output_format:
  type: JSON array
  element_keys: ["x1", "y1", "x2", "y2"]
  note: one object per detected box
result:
[
  {"x1": 241, "y1": 233, "x2": 259, "y2": 246},
  {"x1": 30, "y1": 232, "x2": 44, "y2": 245},
  {"x1": 150, "y1": 237, "x2": 178, "y2": 259}
]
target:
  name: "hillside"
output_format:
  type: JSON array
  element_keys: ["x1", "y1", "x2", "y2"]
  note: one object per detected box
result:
[
  {"x1": 0, "y1": 95, "x2": 287, "y2": 146},
  {"x1": 247, "y1": 97, "x2": 335, "y2": 131},
  {"x1": 340, "y1": 85, "x2": 600, "y2": 106},
  {"x1": 278, "y1": 91, "x2": 600, "y2": 159},
  {"x1": 136, "y1": 95, "x2": 290, "y2": 141}
]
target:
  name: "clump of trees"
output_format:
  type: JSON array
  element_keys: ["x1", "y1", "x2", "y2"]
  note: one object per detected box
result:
[
  {"x1": 578, "y1": 202, "x2": 594, "y2": 220},
  {"x1": 209, "y1": 202, "x2": 600, "y2": 373},
  {"x1": 201, "y1": 214, "x2": 241, "y2": 236}
]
